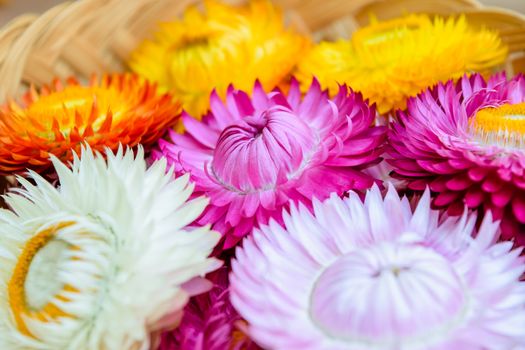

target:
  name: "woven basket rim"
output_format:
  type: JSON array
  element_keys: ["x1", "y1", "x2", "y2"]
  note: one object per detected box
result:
[{"x1": 0, "y1": 0, "x2": 523, "y2": 103}]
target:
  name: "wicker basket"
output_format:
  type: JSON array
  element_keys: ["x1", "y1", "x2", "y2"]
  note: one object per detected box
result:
[{"x1": 0, "y1": 0, "x2": 523, "y2": 103}]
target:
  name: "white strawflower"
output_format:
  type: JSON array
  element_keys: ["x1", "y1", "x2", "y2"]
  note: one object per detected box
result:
[{"x1": 0, "y1": 146, "x2": 221, "y2": 350}]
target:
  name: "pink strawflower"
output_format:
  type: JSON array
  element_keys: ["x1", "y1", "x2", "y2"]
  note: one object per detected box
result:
[
  {"x1": 389, "y1": 73, "x2": 525, "y2": 246},
  {"x1": 230, "y1": 185, "x2": 525, "y2": 350},
  {"x1": 154, "y1": 79, "x2": 385, "y2": 248},
  {"x1": 158, "y1": 269, "x2": 259, "y2": 350}
]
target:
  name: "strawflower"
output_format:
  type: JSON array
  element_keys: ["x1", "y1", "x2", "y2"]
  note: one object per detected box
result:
[
  {"x1": 231, "y1": 185, "x2": 525, "y2": 350},
  {"x1": 154, "y1": 79, "x2": 386, "y2": 248},
  {"x1": 158, "y1": 269, "x2": 259, "y2": 350},
  {"x1": 389, "y1": 73, "x2": 525, "y2": 246},
  {"x1": 129, "y1": 0, "x2": 308, "y2": 117},
  {"x1": 297, "y1": 14, "x2": 507, "y2": 114},
  {"x1": 0, "y1": 146, "x2": 220, "y2": 350},
  {"x1": 0, "y1": 74, "x2": 180, "y2": 174}
]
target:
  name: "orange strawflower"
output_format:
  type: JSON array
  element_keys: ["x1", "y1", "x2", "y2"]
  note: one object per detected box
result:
[{"x1": 0, "y1": 73, "x2": 181, "y2": 174}]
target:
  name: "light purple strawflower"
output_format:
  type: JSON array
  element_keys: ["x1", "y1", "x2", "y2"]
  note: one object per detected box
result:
[
  {"x1": 231, "y1": 185, "x2": 525, "y2": 350},
  {"x1": 153, "y1": 79, "x2": 385, "y2": 249},
  {"x1": 389, "y1": 73, "x2": 525, "y2": 246},
  {"x1": 157, "y1": 269, "x2": 259, "y2": 350}
]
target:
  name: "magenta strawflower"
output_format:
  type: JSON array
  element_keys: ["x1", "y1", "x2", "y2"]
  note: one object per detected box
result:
[
  {"x1": 157, "y1": 269, "x2": 259, "y2": 350},
  {"x1": 230, "y1": 185, "x2": 525, "y2": 350},
  {"x1": 389, "y1": 73, "x2": 525, "y2": 246},
  {"x1": 153, "y1": 79, "x2": 385, "y2": 248}
]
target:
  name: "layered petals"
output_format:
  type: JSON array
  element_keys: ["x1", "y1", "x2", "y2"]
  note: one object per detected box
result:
[
  {"x1": 0, "y1": 74, "x2": 181, "y2": 174},
  {"x1": 297, "y1": 14, "x2": 507, "y2": 114},
  {"x1": 0, "y1": 146, "x2": 221, "y2": 350},
  {"x1": 231, "y1": 185, "x2": 525, "y2": 349},
  {"x1": 129, "y1": 0, "x2": 309, "y2": 117},
  {"x1": 153, "y1": 79, "x2": 386, "y2": 248},
  {"x1": 389, "y1": 73, "x2": 525, "y2": 245},
  {"x1": 158, "y1": 269, "x2": 259, "y2": 350}
]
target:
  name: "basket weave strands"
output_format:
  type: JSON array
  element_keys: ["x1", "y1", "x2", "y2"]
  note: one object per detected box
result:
[{"x1": 0, "y1": 0, "x2": 523, "y2": 103}]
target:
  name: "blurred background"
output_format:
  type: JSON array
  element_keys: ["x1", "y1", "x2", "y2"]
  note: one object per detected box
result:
[{"x1": 0, "y1": 0, "x2": 524, "y2": 25}]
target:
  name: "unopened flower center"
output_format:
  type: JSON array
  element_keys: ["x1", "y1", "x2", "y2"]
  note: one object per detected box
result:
[
  {"x1": 243, "y1": 113, "x2": 268, "y2": 138},
  {"x1": 471, "y1": 102, "x2": 525, "y2": 149},
  {"x1": 211, "y1": 108, "x2": 315, "y2": 193},
  {"x1": 309, "y1": 242, "x2": 469, "y2": 347},
  {"x1": 8, "y1": 222, "x2": 77, "y2": 336},
  {"x1": 24, "y1": 86, "x2": 129, "y2": 134}
]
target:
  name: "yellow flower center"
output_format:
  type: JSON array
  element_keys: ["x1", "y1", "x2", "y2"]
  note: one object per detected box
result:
[
  {"x1": 472, "y1": 103, "x2": 525, "y2": 149},
  {"x1": 8, "y1": 222, "x2": 77, "y2": 337},
  {"x1": 352, "y1": 15, "x2": 429, "y2": 47},
  {"x1": 23, "y1": 86, "x2": 130, "y2": 133}
]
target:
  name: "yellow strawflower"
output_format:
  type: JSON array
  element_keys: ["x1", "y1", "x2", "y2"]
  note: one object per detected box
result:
[
  {"x1": 297, "y1": 14, "x2": 507, "y2": 114},
  {"x1": 129, "y1": 0, "x2": 309, "y2": 118}
]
